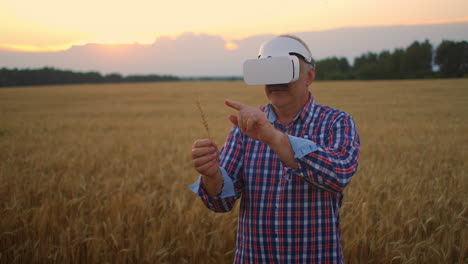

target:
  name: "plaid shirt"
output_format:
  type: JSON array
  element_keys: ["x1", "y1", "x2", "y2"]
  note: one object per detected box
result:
[{"x1": 190, "y1": 94, "x2": 360, "y2": 263}]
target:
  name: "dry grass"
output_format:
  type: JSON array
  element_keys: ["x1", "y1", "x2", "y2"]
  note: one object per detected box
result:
[
  {"x1": 0, "y1": 79, "x2": 467, "y2": 263},
  {"x1": 194, "y1": 98, "x2": 212, "y2": 140}
]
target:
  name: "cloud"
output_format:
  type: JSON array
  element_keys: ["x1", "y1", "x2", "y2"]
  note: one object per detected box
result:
[{"x1": 1, "y1": 22, "x2": 468, "y2": 76}]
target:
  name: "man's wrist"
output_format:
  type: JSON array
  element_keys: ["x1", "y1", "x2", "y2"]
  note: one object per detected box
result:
[
  {"x1": 265, "y1": 129, "x2": 286, "y2": 149},
  {"x1": 202, "y1": 169, "x2": 223, "y2": 197},
  {"x1": 265, "y1": 129, "x2": 299, "y2": 169}
]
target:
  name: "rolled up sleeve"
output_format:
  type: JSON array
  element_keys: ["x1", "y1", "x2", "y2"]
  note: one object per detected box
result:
[{"x1": 290, "y1": 116, "x2": 360, "y2": 193}]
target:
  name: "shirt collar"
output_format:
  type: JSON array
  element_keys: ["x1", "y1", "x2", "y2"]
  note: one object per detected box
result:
[{"x1": 266, "y1": 92, "x2": 315, "y2": 124}]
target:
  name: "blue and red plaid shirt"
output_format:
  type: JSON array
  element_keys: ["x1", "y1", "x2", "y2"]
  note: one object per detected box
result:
[{"x1": 190, "y1": 94, "x2": 360, "y2": 263}]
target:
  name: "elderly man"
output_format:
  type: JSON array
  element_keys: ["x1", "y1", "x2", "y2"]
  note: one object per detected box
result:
[{"x1": 190, "y1": 35, "x2": 360, "y2": 263}]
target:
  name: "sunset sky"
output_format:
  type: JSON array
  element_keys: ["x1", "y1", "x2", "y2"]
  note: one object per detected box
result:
[{"x1": 1, "y1": 0, "x2": 467, "y2": 52}]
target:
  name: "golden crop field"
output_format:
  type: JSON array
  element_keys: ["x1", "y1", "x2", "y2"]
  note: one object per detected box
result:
[{"x1": 0, "y1": 79, "x2": 467, "y2": 263}]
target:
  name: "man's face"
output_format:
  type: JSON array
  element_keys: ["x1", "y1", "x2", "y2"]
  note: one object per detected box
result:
[{"x1": 264, "y1": 58, "x2": 314, "y2": 110}]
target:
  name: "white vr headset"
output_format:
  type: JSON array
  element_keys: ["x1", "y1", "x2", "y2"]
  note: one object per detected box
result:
[{"x1": 243, "y1": 37, "x2": 315, "y2": 85}]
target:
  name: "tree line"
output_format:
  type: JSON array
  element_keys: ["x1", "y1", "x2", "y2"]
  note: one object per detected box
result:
[
  {"x1": 1, "y1": 39, "x2": 467, "y2": 87},
  {"x1": 315, "y1": 40, "x2": 468, "y2": 80},
  {"x1": 0, "y1": 68, "x2": 180, "y2": 87}
]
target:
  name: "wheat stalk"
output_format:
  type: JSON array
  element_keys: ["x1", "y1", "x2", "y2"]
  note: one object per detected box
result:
[{"x1": 195, "y1": 97, "x2": 212, "y2": 139}]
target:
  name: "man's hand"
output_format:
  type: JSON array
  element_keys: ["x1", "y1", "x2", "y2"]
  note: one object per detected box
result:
[
  {"x1": 191, "y1": 139, "x2": 220, "y2": 177},
  {"x1": 225, "y1": 99, "x2": 281, "y2": 145},
  {"x1": 225, "y1": 99, "x2": 298, "y2": 169},
  {"x1": 191, "y1": 139, "x2": 223, "y2": 196}
]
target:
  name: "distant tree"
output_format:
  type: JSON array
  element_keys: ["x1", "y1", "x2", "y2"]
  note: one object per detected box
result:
[
  {"x1": 82, "y1": 71, "x2": 103, "y2": 83},
  {"x1": 124, "y1": 74, "x2": 179, "y2": 82},
  {"x1": 353, "y1": 52, "x2": 379, "y2": 80},
  {"x1": 315, "y1": 57, "x2": 352, "y2": 80},
  {"x1": 401, "y1": 40, "x2": 433, "y2": 78},
  {"x1": 435, "y1": 40, "x2": 468, "y2": 78},
  {"x1": 389, "y1": 49, "x2": 405, "y2": 79},
  {"x1": 0, "y1": 67, "x2": 180, "y2": 87},
  {"x1": 373, "y1": 51, "x2": 393, "y2": 79},
  {"x1": 104, "y1": 73, "x2": 123, "y2": 83},
  {"x1": 353, "y1": 52, "x2": 378, "y2": 71},
  {"x1": 337, "y1": 57, "x2": 351, "y2": 72}
]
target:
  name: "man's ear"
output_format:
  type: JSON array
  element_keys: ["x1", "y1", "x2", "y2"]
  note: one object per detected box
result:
[{"x1": 306, "y1": 68, "x2": 315, "y2": 86}]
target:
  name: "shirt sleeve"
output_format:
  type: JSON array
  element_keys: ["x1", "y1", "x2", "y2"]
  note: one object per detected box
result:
[
  {"x1": 286, "y1": 134, "x2": 319, "y2": 158},
  {"x1": 291, "y1": 115, "x2": 360, "y2": 193},
  {"x1": 189, "y1": 167, "x2": 235, "y2": 198},
  {"x1": 188, "y1": 126, "x2": 244, "y2": 213}
]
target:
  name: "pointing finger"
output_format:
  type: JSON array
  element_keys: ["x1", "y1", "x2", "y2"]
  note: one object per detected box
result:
[{"x1": 225, "y1": 99, "x2": 247, "y2": 111}]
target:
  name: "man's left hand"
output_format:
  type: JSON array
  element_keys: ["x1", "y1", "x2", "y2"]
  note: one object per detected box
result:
[{"x1": 225, "y1": 99, "x2": 280, "y2": 145}]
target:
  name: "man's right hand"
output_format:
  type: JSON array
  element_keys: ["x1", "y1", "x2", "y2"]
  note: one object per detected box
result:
[
  {"x1": 191, "y1": 139, "x2": 220, "y2": 178},
  {"x1": 192, "y1": 139, "x2": 223, "y2": 197}
]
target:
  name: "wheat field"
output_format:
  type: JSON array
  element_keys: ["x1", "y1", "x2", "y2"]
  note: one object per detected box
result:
[{"x1": 0, "y1": 79, "x2": 467, "y2": 263}]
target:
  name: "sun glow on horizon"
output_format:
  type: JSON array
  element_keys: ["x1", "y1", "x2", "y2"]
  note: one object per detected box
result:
[
  {"x1": 0, "y1": 44, "x2": 79, "y2": 53},
  {"x1": 224, "y1": 42, "x2": 239, "y2": 51}
]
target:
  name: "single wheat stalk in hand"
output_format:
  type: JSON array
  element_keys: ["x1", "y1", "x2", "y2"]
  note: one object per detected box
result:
[{"x1": 195, "y1": 98, "x2": 212, "y2": 140}]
